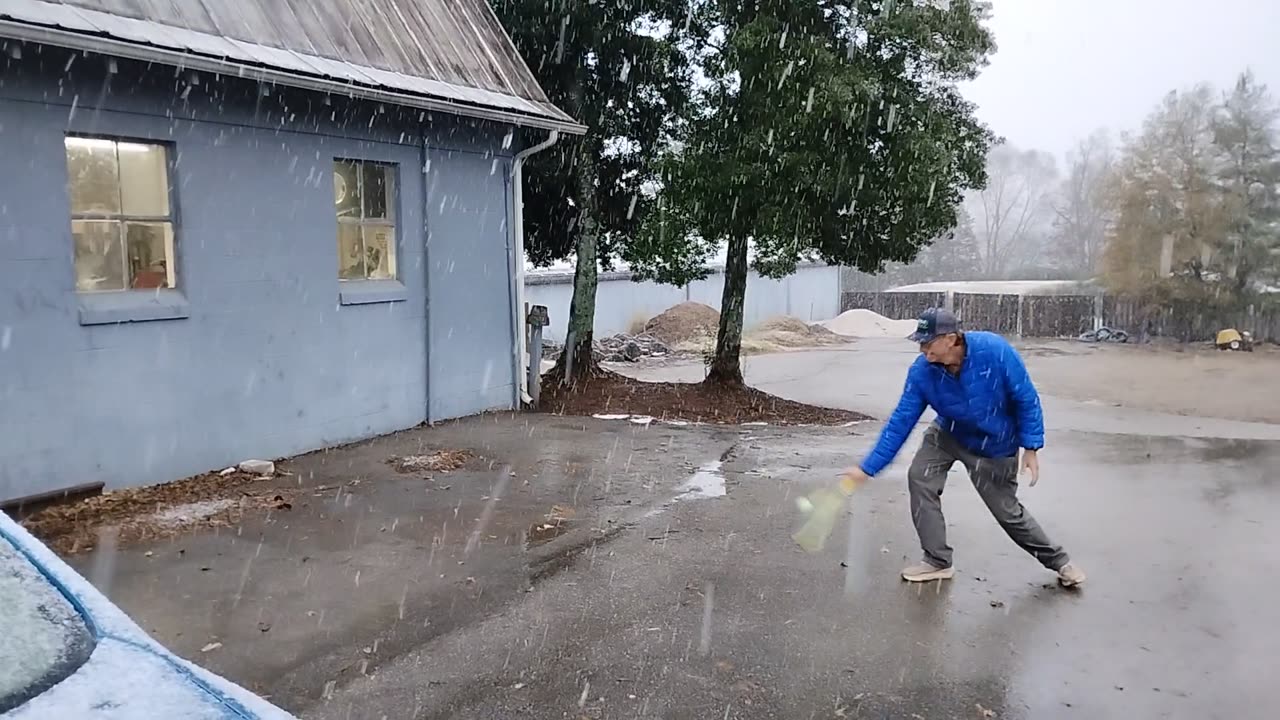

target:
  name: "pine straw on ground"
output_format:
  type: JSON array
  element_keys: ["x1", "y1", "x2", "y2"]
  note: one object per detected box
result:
[
  {"x1": 20, "y1": 469, "x2": 292, "y2": 555},
  {"x1": 387, "y1": 450, "x2": 472, "y2": 474},
  {"x1": 538, "y1": 368, "x2": 870, "y2": 425}
]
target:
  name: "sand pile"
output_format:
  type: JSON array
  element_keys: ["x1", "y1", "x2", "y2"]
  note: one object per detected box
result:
[
  {"x1": 745, "y1": 316, "x2": 849, "y2": 350},
  {"x1": 643, "y1": 302, "x2": 721, "y2": 345},
  {"x1": 822, "y1": 309, "x2": 918, "y2": 338},
  {"x1": 668, "y1": 315, "x2": 851, "y2": 356}
]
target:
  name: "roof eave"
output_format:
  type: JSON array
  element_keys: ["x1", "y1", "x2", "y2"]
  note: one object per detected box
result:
[{"x1": 0, "y1": 20, "x2": 588, "y2": 136}]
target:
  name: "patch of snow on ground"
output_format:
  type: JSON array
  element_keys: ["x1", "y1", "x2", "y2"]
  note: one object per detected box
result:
[
  {"x1": 675, "y1": 461, "x2": 727, "y2": 500},
  {"x1": 151, "y1": 499, "x2": 237, "y2": 528}
]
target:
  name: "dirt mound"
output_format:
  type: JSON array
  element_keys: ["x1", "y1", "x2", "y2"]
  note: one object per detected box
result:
[
  {"x1": 746, "y1": 316, "x2": 849, "y2": 349},
  {"x1": 643, "y1": 302, "x2": 720, "y2": 345},
  {"x1": 538, "y1": 369, "x2": 869, "y2": 425},
  {"x1": 822, "y1": 309, "x2": 918, "y2": 339}
]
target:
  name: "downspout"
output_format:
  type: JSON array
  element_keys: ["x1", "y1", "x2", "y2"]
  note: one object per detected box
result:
[
  {"x1": 510, "y1": 130, "x2": 560, "y2": 407},
  {"x1": 421, "y1": 133, "x2": 433, "y2": 424}
]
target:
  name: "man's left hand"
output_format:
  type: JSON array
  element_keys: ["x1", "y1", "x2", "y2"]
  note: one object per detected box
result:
[
  {"x1": 1021, "y1": 449, "x2": 1040, "y2": 486},
  {"x1": 838, "y1": 467, "x2": 869, "y2": 495}
]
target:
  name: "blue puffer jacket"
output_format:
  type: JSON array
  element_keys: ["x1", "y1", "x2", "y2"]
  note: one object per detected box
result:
[{"x1": 859, "y1": 331, "x2": 1045, "y2": 477}]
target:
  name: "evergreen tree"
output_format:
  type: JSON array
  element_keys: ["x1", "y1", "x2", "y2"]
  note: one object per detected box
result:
[
  {"x1": 629, "y1": 0, "x2": 996, "y2": 384},
  {"x1": 493, "y1": 0, "x2": 704, "y2": 380}
]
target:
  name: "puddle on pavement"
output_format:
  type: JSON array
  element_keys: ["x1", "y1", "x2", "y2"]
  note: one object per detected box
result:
[
  {"x1": 1089, "y1": 434, "x2": 1280, "y2": 465},
  {"x1": 674, "y1": 461, "x2": 727, "y2": 500},
  {"x1": 645, "y1": 461, "x2": 730, "y2": 518}
]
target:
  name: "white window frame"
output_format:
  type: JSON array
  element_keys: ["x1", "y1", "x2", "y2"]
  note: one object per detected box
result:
[
  {"x1": 334, "y1": 158, "x2": 399, "y2": 283},
  {"x1": 65, "y1": 135, "x2": 179, "y2": 294}
]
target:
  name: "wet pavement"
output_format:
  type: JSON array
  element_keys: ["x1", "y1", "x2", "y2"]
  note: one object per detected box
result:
[
  {"x1": 295, "y1": 423, "x2": 1279, "y2": 720},
  {"x1": 64, "y1": 346, "x2": 1280, "y2": 720},
  {"x1": 66, "y1": 415, "x2": 743, "y2": 711}
]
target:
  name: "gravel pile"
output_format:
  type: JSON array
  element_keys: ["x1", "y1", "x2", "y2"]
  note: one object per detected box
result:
[
  {"x1": 596, "y1": 333, "x2": 671, "y2": 362},
  {"x1": 540, "y1": 333, "x2": 674, "y2": 363}
]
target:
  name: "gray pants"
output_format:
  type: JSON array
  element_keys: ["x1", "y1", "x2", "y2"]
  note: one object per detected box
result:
[{"x1": 909, "y1": 426, "x2": 1069, "y2": 571}]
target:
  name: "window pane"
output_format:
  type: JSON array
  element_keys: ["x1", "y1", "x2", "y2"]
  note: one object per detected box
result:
[
  {"x1": 338, "y1": 223, "x2": 366, "y2": 279},
  {"x1": 362, "y1": 163, "x2": 391, "y2": 220},
  {"x1": 72, "y1": 220, "x2": 125, "y2": 292},
  {"x1": 65, "y1": 137, "x2": 120, "y2": 215},
  {"x1": 362, "y1": 225, "x2": 397, "y2": 280},
  {"x1": 125, "y1": 222, "x2": 176, "y2": 289},
  {"x1": 118, "y1": 143, "x2": 170, "y2": 217},
  {"x1": 334, "y1": 161, "x2": 361, "y2": 220}
]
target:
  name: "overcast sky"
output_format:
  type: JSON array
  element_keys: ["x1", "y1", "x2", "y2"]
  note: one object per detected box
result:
[{"x1": 962, "y1": 0, "x2": 1280, "y2": 159}]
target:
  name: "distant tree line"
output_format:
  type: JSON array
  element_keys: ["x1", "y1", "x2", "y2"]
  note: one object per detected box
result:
[{"x1": 892, "y1": 68, "x2": 1280, "y2": 311}]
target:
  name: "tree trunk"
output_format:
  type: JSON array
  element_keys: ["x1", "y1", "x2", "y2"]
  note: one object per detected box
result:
[
  {"x1": 558, "y1": 137, "x2": 602, "y2": 384},
  {"x1": 706, "y1": 233, "x2": 748, "y2": 386}
]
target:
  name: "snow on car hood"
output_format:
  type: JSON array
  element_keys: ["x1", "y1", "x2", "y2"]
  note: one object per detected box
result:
[
  {"x1": 0, "y1": 515, "x2": 294, "y2": 719},
  {"x1": 8, "y1": 639, "x2": 247, "y2": 719}
]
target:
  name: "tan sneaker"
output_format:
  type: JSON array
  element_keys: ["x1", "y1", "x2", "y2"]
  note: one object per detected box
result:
[
  {"x1": 902, "y1": 562, "x2": 955, "y2": 582},
  {"x1": 1057, "y1": 562, "x2": 1086, "y2": 587}
]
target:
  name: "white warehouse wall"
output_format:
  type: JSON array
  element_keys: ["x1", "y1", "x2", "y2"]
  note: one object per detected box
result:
[{"x1": 525, "y1": 264, "x2": 841, "y2": 343}]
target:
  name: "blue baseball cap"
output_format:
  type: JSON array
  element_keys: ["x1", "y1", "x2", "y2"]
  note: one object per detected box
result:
[{"x1": 908, "y1": 307, "x2": 960, "y2": 343}]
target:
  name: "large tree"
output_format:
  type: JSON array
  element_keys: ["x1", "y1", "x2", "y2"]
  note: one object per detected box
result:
[
  {"x1": 1103, "y1": 84, "x2": 1235, "y2": 294},
  {"x1": 1211, "y1": 70, "x2": 1280, "y2": 292},
  {"x1": 493, "y1": 0, "x2": 703, "y2": 381},
  {"x1": 966, "y1": 143, "x2": 1059, "y2": 277},
  {"x1": 627, "y1": 0, "x2": 996, "y2": 385},
  {"x1": 1050, "y1": 130, "x2": 1116, "y2": 277}
]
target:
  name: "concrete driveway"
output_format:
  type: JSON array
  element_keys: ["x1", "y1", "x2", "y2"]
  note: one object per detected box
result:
[{"x1": 70, "y1": 342, "x2": 1280, "y2": 720}]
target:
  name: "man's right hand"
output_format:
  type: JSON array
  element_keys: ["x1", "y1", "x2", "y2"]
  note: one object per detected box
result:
[{"x1": 838, "y1": 467, "x2": 869, "y2": 495}]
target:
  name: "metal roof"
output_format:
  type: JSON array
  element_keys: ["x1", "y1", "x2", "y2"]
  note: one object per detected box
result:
[{"x1": 0, "y1": 0, "x2": 584, "y2": 134}]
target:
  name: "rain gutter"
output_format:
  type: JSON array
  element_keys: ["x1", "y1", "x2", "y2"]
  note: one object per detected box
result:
[{"x1": 510, "y1": 130, "x2": 561, "y2": 406}]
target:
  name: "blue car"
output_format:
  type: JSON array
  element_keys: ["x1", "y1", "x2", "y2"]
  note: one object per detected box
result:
[{"x1": 1, "y1": 512, "x2": 295, "y2": 719}]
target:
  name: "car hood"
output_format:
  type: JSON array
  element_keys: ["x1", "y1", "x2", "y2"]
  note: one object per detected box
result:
[
  {"x1": 0, "y1": 516, "x2": 293, "y2": 719},
  {"x1": 9, "y1": 637, "x2": 264, "y2": 719}
]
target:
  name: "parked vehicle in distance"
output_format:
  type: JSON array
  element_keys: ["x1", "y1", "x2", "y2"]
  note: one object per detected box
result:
[{"x1": 0, "y1": 512, "x2": 295, "y2": 719}]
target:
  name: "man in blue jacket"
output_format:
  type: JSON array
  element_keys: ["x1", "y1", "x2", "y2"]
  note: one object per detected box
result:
[{"x1": 841, "y1": 308, "x2": 1085, "y2": 587}]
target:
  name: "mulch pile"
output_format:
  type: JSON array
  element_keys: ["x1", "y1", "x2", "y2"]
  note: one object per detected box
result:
[
  {"x1": 642, "y1": 302, "x2": 721, "y2": 345},
  {"x1": 20, "y1": 468, "x2": 290, "y2": 555},
  {"x1": 538, "y1": 369, "x2": 870, "y2": 425}
]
